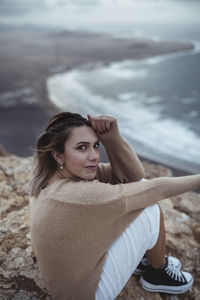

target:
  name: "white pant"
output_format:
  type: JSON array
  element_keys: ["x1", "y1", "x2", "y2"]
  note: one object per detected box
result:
[{"x1": 95, "y1": 203, "x2": 160, "y2": 300}]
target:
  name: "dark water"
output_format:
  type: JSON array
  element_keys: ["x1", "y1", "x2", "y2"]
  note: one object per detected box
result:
[
  {"x1": 128, "y1": 52, "x2": 200, "y2": 135},
  {"x1": 47, "y1": 42, "x2": 200, "y2": 173}
]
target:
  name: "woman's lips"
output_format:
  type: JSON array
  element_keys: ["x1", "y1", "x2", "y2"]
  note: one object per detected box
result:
[{"x1": 84, "y1": 165, "x2": 97, "y2": 171}]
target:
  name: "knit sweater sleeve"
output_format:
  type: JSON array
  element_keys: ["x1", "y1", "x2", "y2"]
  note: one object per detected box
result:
[
  {"x1": 96, "y1": 120, "x2": 145, "y2": 184},
  {"x1": 69, "y1": 175, "x2": 200, "y2": 213}
]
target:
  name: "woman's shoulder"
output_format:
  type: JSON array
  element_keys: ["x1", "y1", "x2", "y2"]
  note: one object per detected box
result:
[
  {"x1": 38, "y1": 178, "x2": 123, "y2": 207},
  {"x1": 38, "y1": 178, "x2": 103, "y2": 205},
  {"x1": 40, "y1": 178, "x2": 81, "y2": 197}
]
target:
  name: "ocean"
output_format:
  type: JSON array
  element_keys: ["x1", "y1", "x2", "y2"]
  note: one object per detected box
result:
[
  {"x1": 44, "y1": 1, "x2": 200, "y2": 174},
  {"x1": 46, "y1": 45, "x2": 200, "y2": 173},
  {"x1": 1, "y1": 0, "x2": 200, "y2": 173}
]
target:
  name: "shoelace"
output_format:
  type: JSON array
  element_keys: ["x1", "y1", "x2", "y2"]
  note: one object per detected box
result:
[{"x1": 165, "y1": 259, "x2": 186, "y2": 283}]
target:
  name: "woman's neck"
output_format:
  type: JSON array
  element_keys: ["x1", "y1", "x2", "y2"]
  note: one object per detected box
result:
[
  {"x1": 47, "y1": 170, "x2": 67, "y2": 186},
  {"x1": 48, "y1": 169, "x2": 84, "y2": 186}
]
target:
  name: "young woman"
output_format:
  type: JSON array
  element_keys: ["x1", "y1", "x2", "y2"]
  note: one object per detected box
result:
[{"x1": 30, "y1": 112, "x2": 200, "y2": 300}]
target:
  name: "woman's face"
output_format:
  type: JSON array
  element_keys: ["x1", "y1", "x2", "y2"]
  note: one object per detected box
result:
[{"x1": 60, "y1": 126, "x2": 100, "y2": 181}]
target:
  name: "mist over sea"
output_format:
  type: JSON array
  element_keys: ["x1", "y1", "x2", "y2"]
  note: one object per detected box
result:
[{"x1": 1, "y1": 0, "x2": 200, "y2": 173}]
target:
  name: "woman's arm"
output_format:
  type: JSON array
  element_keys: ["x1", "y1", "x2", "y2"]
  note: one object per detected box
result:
[
  {"x1": 123, "y1": 175, "x2": 200, "y2": 212},
  {"x1": 73, "y1": 175, "x2": 200, "y2": 213},
  {"x1": 88, "y1": 114, "x2": 145, "y2": 184}
]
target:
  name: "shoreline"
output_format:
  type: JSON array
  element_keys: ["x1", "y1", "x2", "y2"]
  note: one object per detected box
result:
[{"x1": 0, "y1": 25, "x2": 196, "y2": 175}]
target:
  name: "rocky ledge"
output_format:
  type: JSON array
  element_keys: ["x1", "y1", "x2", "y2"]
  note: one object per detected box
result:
[{"x1": 0, "y1": 155, "x2": 200, "y2": 300}]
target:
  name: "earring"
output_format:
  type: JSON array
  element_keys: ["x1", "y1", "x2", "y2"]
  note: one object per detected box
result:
[{"x1": 60, "y1": 162, "x2": 64, "y2": 170}]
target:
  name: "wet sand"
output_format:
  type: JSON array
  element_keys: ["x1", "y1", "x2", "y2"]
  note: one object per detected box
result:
[{"x1": 0, "y1": 25, "x2": 194, "y2": 165}]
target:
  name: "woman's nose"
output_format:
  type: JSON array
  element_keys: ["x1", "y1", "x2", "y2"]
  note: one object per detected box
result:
[{"x1": 88, "y1": 148, "x2": 99, "y2": 161}]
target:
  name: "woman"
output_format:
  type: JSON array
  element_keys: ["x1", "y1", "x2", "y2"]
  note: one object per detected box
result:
[{"x1": 30, "y1": 112, "x2": 199, "y2": 300}]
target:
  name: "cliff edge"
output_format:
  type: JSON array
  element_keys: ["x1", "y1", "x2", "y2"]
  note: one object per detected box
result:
[{"x1": 0, "y1": 155, "x2": 200, "y2": 300}]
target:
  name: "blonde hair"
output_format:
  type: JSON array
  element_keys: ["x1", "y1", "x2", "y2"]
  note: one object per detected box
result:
[{"x1": 30, "y1": 112, "x2": 91, "y2": 197}]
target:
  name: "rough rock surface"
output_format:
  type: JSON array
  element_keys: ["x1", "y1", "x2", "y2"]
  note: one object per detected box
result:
[{"x1": 0, "y1": 155, "x2": 199, "y2": 300}]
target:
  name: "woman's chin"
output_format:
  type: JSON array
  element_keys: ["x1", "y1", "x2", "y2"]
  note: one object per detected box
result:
[{"x1": 82, "y1": 172, "x2": 97, "y2": 181}]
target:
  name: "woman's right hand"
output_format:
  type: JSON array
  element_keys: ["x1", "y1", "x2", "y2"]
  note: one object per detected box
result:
[{"x1": 87, "y1": 114, "x2": 117, "y2": 135}]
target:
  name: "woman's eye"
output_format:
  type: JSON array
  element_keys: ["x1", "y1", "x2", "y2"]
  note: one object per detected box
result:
[
  {"x1": 77, "y1": 142, "x2": 100, "y2": 151},
  {"x1": 77, "y1": 145, "x2": 86, "y2": 150},
  {"x1": 94, "y1": 142, "x2": 100, "y2": 149}
]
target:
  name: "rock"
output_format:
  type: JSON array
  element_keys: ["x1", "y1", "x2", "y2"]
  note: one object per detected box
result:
[
  {"x1": 0, "y1": 145, "x2": 9, "y2": 157},
  {"x1": 0, "y1": 181, "x2": 13, "y2": 197},
  {"x1": 193, "y1": 226, "x2": 200, "y2": 244},
  {"x1": 0, "y1": 155, "x2": 200, "y2": 299},
  {"x1": 142, "y1": 160, "x2": 173, "y2": 178},
  {"x1": 0, "y1": 169, "x2": 6, "y2": 181},
  {"x1": 178, "y1": 192, "x2": 200, "y2": 215}
]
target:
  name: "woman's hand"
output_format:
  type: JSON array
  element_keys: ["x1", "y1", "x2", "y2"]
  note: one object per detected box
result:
[{"x1": 87, "y1": 114, "x2": 117, "y2": 135}]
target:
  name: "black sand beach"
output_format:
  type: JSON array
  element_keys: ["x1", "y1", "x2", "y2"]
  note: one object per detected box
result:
[{"x1": 0, "y1": 25, "x2": 194, "y2": 172}]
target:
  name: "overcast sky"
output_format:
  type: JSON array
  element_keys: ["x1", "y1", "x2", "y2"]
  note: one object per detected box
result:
[{"x1": 0, "y1": 0, "x2": 199, "y2": 29}]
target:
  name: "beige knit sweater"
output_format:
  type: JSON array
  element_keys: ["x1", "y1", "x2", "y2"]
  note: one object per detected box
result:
[{"x1": 30, "y1": 122, "x2": 200, "y2": 300}]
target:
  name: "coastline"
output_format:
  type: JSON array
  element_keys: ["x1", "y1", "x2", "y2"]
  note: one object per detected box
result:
[{"x1": 0, "y1": 25, "x2": 196, "y2": 175}]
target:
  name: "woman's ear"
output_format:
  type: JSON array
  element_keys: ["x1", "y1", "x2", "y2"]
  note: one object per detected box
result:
[{"x1": 52, "y1": 151, "x2": 64, "y2": 164}]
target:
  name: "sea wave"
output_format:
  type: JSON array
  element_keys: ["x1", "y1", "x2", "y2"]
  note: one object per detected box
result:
[{"x1": 46, "y1": 56, "x2": 200, "y2": 173}]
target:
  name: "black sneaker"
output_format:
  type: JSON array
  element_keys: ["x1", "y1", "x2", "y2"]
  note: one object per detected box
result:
[
  {"x1": 139, "y1": 257, "x2": 193, "y2": 294},
  {"x1": 133, "y1": 255, "x2": 181, "y2": 275}
]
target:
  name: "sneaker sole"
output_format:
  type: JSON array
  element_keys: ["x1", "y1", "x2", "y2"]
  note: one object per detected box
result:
[{"x1": 139, "y1": 276, "x2": 194, "y2": 294}]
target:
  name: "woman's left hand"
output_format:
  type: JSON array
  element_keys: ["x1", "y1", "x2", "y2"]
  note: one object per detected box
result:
[{"x1": 87, "y1": 114, "x2": 116, "y2": 135}]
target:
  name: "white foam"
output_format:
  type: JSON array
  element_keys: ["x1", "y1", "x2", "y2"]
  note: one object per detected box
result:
[
  {"x1": 47, "y1": 66, "x2": 200, "y2": 173},
  {"x1": 0, "y1": 88, "x2": 37, "y2": 107},
  {"x1": 141, "y1": 40, "x2": 200, "y2": 66},
  {"x1": 83, "y1": 62, "x2": 148, "y2": 80}
]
